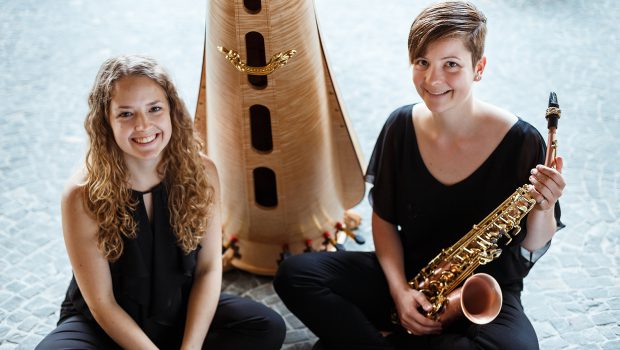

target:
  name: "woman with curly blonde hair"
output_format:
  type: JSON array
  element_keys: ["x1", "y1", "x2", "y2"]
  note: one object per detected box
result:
[{"x1": 37, "y1": 55, "x2": 285, "y2": 350}]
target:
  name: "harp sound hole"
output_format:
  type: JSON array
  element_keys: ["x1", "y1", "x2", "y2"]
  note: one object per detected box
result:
[
  {"x1": 253, "y1": 167, "x2": 278, "y2": 207},
  {"x1": 250, "y1": 105, "x2": 273, "y2": 152},
  {"x1": 245, "y1": 31, "x2": 268, "y2": 88},
  {"x1": 244, "y1": 0, "x2": 261, "y2": 13}
]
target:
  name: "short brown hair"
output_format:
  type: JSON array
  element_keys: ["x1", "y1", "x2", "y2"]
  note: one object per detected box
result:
[{"x1": 407, "y1": 1, "x2": 487, "y2": 67}]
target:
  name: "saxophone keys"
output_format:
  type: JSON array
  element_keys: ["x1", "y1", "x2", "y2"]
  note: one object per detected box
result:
[{"x1": 499, "y1": 216, "x2": 513, "y2": 226}]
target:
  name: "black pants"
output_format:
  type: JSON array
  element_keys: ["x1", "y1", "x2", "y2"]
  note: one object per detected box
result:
[
  {"x1": 274, "y1": 251, "x2": 539, "y2": 350},
  {"x1": 35, "y1": 293, "x2": 285, "y2": 350}
]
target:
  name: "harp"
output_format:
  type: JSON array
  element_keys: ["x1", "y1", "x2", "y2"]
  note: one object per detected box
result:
[{"x1": 194, "y1": 0, "x2": 365, "y2": 275}]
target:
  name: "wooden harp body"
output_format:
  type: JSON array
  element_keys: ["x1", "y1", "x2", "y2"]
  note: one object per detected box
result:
[{"x1": 195, "y1": 0, "x2": 365, "y2": 275}]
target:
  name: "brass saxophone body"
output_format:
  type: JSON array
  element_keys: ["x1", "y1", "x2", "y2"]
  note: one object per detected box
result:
[
  {"x1": 412, "y1": 185, "x2": 536, "y2": 322},
  {"x1": 407, "y1": 93, "x2": 561, "y2": 324}
]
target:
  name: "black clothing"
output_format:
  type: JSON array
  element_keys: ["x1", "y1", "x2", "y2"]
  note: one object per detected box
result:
[
  {"x1": 275, "y1": 251, "x2": 539, "y2": 350},
  {"x1": 275, "y1": 105, "x2": 561, "y2": 350},
  {"x1": 366, "y1": 104, "x2": 561, "y2": 292},
  {"x1": 59, "y1": 183, "x2": 196, "y2": 342},
  {"x1": 39, "y1": 183, "x2": 285, "y2": 349},
  {"x1": 37, "y1": 294, "x2": 286, "y2": 350}
]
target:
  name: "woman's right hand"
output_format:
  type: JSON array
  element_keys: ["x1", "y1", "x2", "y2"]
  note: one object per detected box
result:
[
  {"x1": 393, "y1": 288, "x2": 442, "y2": 335},
  {"x1": 372, "y1": 212, "x2": 443, "y2": 336}
]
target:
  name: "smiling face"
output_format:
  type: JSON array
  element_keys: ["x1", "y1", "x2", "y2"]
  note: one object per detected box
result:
[
  {"x1": 412, "y1": 36, "x2": 485, "y2": 115},
  {"x1": 108, "y1": 75, "x2": 172, "y2": 164}
]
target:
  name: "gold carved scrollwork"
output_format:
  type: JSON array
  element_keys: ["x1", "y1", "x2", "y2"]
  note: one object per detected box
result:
[{"x1": 217, "y1": 46, "x2": 297, "y2": 76}]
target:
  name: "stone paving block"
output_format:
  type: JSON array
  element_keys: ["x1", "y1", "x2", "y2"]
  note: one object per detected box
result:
[
  {"x1": 0, "y1": 296, "x2": 26, "y2": 315},
  {"x1": 244, "y1": 282, "x2": 277, "y2": 301},
  {"x1": 30, "y1": 305, "x2": 56, "y2": 319},
  {"x1": 0, "y1": 325, "x2": 10, "y2": 340},
  {"x1": 283, "y1": 329, "x2": 310, "y2": 345},
  {"x1": 583, "y1": 287, "x2": 610, "y2": 300},
  {"x1": 602, "y1": 340, "x2": 620, "y2": 350},
  {"x1": 16, "y1": 316, "x2": 39, "y2": 333},
  {"x1": 21, "y1": 274, "x2": 40, "y2": 285},
  {"x1": 570, "y1": 313, "x2": 598, "y2": 335},
  {"x1": 0, "y1": 290, "x2": 12, "y2": 305},
  {"x1": 600, "y1": 324, "x2": 620, "y2": 341},
  {"x1": 263, "y1": 294, "x2": 282, "y2": 306},
  {"x1": 608, "y1": 297, "x2": 620, "y2": 310},
  {"x1": 533, "y1": 320, "x2": 558, "y2": 340},
  {"x1": 33, "y1": 322, "x2": 55, "y2": 337},
  {"x1": 272, "y1": 300, "x2": 292, "y2": 316},
  {"x1": 549, "y1": 317, "x2": 572, "y2": 335},
  {"x1": 584, "y1": 300, "x2": 608, "y2": 314},
  {"x1": 588, "y1": 267, "x2": 615, "y2": 278},
  {"x1": 566, "y1": 300, "x2": 593, "y2": 315},
  {"x1": 591, "y1": 311, "x2": 620, "y2": 326},
  {"x1": 3, "y1": 330, "x2": 27, "y2": 346},
  {"x1": 284, "y1": 313, "x2": 306, "y2": 330},
  {"x1": 15, "y1": 337, "x2": 41, "y2": 350},
  {"x1": 561, "y1": 328, "x2": 607, "y2": 346},
  {"x1": 527, "y1": 304, "x2": 560, "y2": 322},
  {"x1": 539, "y1": 335, "x2": 570, "y2": 350},
  {"x1": 5, "y1": 281, "x2": 28, "y2": 294},
  {"x1": 283, "y1": 343, "x2": 313, "y2": 350},
  {"x1": 576, "y1": 345, "x2": 602, "y2": 350}
]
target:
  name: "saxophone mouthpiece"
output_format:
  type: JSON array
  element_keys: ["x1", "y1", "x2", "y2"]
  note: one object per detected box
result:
[
  {"x1": 548, "y1": 92, "x2": 559, "y2": 108},
  {"x1": 545, "y1": 91, "x2": 560, "y2": 129}
]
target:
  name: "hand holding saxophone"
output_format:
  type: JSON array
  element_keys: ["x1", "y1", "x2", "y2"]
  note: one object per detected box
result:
[
  {"x1": 392, "y1": 288, "x2": 441, "y2": 335},
  {"x1": 528, "y1": 157, "x2": 565, "y2": 212}
]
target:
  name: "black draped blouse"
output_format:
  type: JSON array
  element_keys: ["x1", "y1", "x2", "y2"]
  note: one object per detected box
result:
[
  {"x1": 366, "y1": 104, "x2": 561, "y2": 294},
  {"x1": 60, "y1": 182, "x2": 199, "y2": 346}
]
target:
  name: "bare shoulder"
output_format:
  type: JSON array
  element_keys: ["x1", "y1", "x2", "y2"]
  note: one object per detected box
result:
[
  {"x1": 411, "y1": 102, "x2": 431, "y2": 121},
  {"x1": 478, "y1": 101, "x2": 518, "y2": 132},
  {"x1": 411, "y1": 103, "x2": 433, "y2": 134},
  {"x1": 199, "y1": 153, "x2": 221, "y2": 195},
  {"x1": 481, "y1": 101, "x2": 517, "y2": 123},
  {"x1": 62, "y1": 170, "x2": 87, "y2": 209},
  {"x1": 61, "y1": 170, "x2": 95, "y2": 231}
]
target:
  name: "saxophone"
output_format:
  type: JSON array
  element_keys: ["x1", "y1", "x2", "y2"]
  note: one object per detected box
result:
[{"x1": 408, "y1": 92, "x2": 561, "y2": 324}]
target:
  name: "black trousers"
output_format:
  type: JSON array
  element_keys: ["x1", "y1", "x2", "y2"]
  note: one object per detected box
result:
[
  {"x1": 35, "y1": 293, "x2": 285, "y2": 350},
  {"x1": 274, "y1": 251, "x2": 539, "y2": 350}
]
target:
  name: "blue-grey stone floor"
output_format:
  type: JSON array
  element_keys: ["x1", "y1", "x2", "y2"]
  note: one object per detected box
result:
[{"x1": 0, "y1": 0, "x2": 618, "y2": 349}]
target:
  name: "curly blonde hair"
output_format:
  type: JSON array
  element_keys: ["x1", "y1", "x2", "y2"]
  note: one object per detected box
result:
[{"x1": 84, "y1": 55, "x2": 213, "y2": 261}]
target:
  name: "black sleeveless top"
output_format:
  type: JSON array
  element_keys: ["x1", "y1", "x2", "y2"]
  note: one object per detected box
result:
[
  {"x1": 366, "y1": 104, "x2": 561, "y2": 293},
  {"x1": 59, "y1": 182, "x2": 199, "y2": 344}
]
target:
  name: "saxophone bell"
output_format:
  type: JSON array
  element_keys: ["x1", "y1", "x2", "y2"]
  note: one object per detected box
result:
[{"x1": 456, "y1": 273, "x2": 502, "y2": 324}]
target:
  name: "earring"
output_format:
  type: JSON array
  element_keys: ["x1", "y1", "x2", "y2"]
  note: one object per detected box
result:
[{"x1": 474, "y1": 73, "x2": 481, "y2": 81}]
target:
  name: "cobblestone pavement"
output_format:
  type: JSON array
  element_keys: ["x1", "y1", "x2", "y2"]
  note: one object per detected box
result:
[{"x1": 1, "y1": 0, "x2": 618, "y2": 349}]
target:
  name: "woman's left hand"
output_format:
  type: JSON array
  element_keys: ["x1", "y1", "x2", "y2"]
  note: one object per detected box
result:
[{"x1": 528, "y1": 156, "x2": 565, "y2": 211}]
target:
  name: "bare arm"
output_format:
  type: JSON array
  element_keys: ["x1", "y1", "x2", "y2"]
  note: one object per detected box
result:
[
  {"x1": 180, "y1": 156, "x2": 223, "y2": 350},
  {"x1": 372, "y1": 212, "x2": 441, "y2": 335},
  {"x1": 62, "y1": 177, "x2": 157, "y2": 349},
  {"x1": 523, "y1": 156, "x2": 565, "y2": 251}
]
